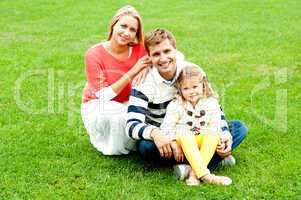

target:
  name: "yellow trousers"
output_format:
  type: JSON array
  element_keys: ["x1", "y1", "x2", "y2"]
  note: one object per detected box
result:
[{"x1": 176, "y1": 134, "x2": 220, "y2": 179}]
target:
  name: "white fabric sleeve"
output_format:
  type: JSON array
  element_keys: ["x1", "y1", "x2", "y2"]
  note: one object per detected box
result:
[
  {"x1": 160, "y1": 100, "x2": 181, "y2": 140},
  {"x1": 204, "y1": 98, "x2": 224, "y2": 136},
  {"x1": 95, "y1": 86, "x2": 117, "y2": 102}
]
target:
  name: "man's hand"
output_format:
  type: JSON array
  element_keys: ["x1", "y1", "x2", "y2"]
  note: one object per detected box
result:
[
  {"x1": 216, "y1": 135, "x2": 232, "y2": 158},
  {"x1": 171, "y1": 141, "x2": 185, "y2": 162},
  {"x1": 150, "y1": 129, "x2": 173, "y2": 159}
]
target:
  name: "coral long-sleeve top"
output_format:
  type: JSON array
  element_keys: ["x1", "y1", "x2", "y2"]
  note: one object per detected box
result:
[{"x1": 82, "y1": 43, "x2": 147, "y2": 103}]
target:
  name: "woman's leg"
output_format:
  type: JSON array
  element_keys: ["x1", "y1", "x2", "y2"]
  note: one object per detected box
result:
[{"x1": 81, "y1": 100, "x2": 135, "y2": 155}]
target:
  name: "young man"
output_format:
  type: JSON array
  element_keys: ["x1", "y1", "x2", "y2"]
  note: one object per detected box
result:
[{"x1": 126, "y1": 28, "x2": 248, "y2": 170}]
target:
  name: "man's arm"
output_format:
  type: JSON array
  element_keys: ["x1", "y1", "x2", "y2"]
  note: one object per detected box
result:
[
  {"x1": 126, "y1": 88, "x2": 157, "y2": 140},
  {"x1": 126, "y1": 87, "x2": 173, "y2": 158}
]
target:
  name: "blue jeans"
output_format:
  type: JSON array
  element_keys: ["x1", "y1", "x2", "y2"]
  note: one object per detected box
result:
[{"x1": 136, "y1": 120, "x2": 248, "y2": 171}]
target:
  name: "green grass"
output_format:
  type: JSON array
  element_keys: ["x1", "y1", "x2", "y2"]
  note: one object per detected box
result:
[{"x1": 1, "y1": 0, "x2": 301, "y2": 199}]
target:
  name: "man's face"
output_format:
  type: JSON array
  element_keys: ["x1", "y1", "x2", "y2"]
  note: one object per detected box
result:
[{"x1": 148, "y1": 39, "x2": 177, "y2": 79}]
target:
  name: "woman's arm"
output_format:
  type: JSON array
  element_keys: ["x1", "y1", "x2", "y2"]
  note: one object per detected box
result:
[
  {"x1": 85, "y1": 50, "x2": 150, "y2": 102},
  {"x1": 110, "y1": 55, "x2": 151, "y2": 95}
]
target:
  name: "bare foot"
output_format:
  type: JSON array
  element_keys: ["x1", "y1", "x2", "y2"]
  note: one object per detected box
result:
[
  {"x1": 185, "y1": 169, "x2": 200, "y2": 186},
  {"x1": 201, "y1": 174, "x2": 232, "y2": 186}
]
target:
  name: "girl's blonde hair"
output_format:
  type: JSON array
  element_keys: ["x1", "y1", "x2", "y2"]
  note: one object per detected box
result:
[
  {"x1": 176, "y1": 63, "x2": 218, "y2": 101},
  {"x1": 107, "y1": 5, "x2": 144, "y2": 45}
]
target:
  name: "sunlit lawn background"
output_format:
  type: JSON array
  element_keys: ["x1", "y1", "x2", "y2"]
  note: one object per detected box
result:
[{"x1": 1, "y1": 0, "x2": 300, "y2": 199}]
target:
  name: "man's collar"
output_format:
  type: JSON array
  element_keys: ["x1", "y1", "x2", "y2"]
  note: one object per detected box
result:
[{"x1": 151, "y1": 55, "x2": 184, "y2": 86}]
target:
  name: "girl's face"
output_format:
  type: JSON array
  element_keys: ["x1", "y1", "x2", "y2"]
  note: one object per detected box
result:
[
  {"x1": 180, "y1": 76, "x2": 203, "y2": 107},
  {"x1": 111, "y1": 15, "x2": 138, "y2": 46}
]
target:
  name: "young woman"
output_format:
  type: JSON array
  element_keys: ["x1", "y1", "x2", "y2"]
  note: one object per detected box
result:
[{"x1": 81, "y1": 5, "x2": 151, "y2": 155}]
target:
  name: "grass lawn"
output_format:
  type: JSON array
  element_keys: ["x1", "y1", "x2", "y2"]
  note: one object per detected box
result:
[{"x1": 1, "y1": 0, "x2": 300, "y2": 199}]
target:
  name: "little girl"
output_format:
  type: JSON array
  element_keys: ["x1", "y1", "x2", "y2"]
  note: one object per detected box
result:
[{"x1": 160, "y1": 63, "x2": 232, "y2": 186}]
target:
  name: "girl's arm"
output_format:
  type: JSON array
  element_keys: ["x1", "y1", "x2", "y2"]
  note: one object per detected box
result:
[
  {"x1": 160, "y1": 100, "x2": 181, "y2": 139},
  {"x1": 204, "y1": 98, "x2": 232, "y2": 139},
  {"x1": 160, "y1": 100, "x2": 184, "y2": 162},
  {"x1": 203, "y1": 98, "x2": 223, "y2": 135},
  {"x1": 219, "y1": 107, "x2": 232, "y2": 141},
  {"x1": 205, "y1": 98, "x2": 233, "y2": 157}
]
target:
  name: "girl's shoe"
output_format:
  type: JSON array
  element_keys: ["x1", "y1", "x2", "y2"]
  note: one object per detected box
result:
[
  {"x1": 173, "y1": 164, "x2": 191, "y2": 181},
  {"x1": 201, "y1": 174, "x2": 232, "y2": 186}
]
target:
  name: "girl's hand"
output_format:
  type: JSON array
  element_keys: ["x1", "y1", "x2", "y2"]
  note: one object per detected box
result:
[
  {"x1": 216, "y1": 136, "x2": 232, "y2": 158},
  {"x1": 171, "y1": 141, "x2": 185, "y2": 162},
  {"x1": 217, "y1": 140, "x2": 225, "y2": 151},
  {"x1": 128, "y1": 56, "x2": 151, "y2": 79}
]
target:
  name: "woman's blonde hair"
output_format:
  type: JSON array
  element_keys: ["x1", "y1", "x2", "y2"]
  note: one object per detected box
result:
[
  {"x1": 176, "y1": 63, "x2": 218, "y2": 101},
  {"x1": 107, "y1": 5, "x2": 144, "y2": 45}
]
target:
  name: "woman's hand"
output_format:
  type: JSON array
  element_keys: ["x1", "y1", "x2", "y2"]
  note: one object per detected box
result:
[
  {"x1": 127, "y1": 56, "x2": 151, "y2": 79},
  {"x1": 110, "y1": 57, "x2": 151, "y2": 96},
  {"x1": 132, "y1": 66, "x2": 150, "y2": 86},
  {"x1": 171, "y1": 141, "x2": 185, "y2": 162}
]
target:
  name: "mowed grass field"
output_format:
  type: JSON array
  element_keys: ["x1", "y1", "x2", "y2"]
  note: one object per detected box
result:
[{"x1": 1, "y1": 0, "x2": 301, "y2": 199}]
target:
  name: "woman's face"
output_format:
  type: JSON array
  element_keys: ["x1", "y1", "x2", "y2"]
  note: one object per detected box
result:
[{"x1": 111, "y1": 15, "x2": 138, "y2": 46}]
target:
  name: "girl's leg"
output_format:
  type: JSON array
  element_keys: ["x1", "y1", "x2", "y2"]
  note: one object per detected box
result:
[
  {"x1": 195, "y1": 134, "x2": 232, "y2": 186},
  {"x1": 195, "y1": 134, "x2": 220, "y2": 166},
  {"x1": 176, "y1": 136, "x2": 209, "y2": 179},
  {"x1": 207, "y1": 120, "x2": 248, "y2": 171},
  {"x1": 177, "y1": 134, "x2": 232, "y2": 186}
]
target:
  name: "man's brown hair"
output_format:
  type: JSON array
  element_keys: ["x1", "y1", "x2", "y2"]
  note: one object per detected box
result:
[{"x1": 144, "y1": 28, "x2": 176, "y2": 53}]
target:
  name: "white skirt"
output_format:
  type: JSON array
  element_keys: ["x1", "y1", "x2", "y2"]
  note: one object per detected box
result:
[{"x1": 81, "y1": 99, "x2": 136, "y2": 155}]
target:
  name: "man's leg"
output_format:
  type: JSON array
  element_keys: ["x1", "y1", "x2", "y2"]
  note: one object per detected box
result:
[
  {"x1": 137, "y1": 139, "x2": 176, "y2": 165},
  {"x1": 137, "y1": 140, "x2": 160, "y2": 160},
  {"x1": 207, "y1": 120, "x2": 248, "y2": 171}
]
